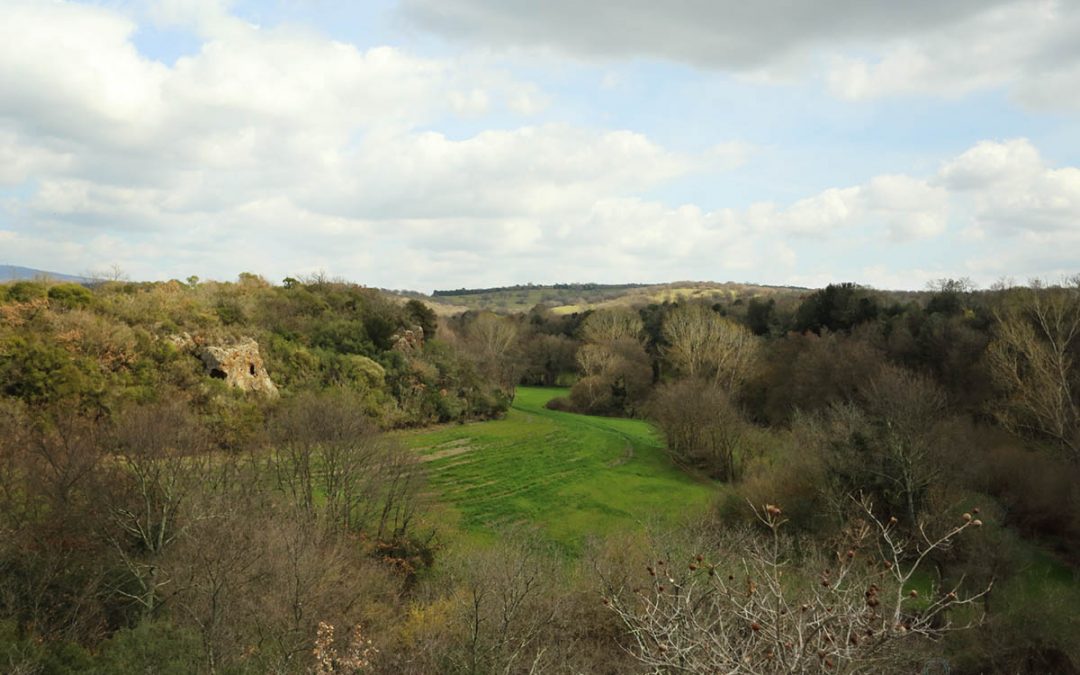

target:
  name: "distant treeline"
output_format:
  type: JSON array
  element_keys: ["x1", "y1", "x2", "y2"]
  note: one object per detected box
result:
[{"x1": 433, "y1": 282, "x2": 649, "y2": 297}]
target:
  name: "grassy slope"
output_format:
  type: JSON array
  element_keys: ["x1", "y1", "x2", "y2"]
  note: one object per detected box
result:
[{"x1": 399, "y1": 387, "x2": 715, "y2": 552}]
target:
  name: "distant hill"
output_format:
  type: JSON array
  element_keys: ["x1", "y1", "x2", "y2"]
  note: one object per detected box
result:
[
  {"x1": 420, "y1": 281, "x2": 812, "y2": 314},
  {"x1": 432, "y1": 282, "x2": 649, "y2": 298},
  {"x1": 0, "y1": 265, "x2": 90, "y2": 284}
]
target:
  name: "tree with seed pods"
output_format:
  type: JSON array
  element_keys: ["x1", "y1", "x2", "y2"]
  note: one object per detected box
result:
[{"x1": 602, "y1": 496, "x2": 991, "y2": 674}]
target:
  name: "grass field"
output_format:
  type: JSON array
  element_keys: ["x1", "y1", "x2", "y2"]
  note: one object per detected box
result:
[{"x1": 399, "y1": 387, "x2": 716, "y2": 552}]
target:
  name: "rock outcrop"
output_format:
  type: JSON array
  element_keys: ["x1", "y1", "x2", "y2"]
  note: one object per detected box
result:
[
  {"x1": 199, "y1": 337, "x2": 278, "y2": 396},
  {"x1": 165, "y1": 332, "x2": 196, "y2": 352},
  {"x1": 168, "y1": 333, "x2": 278, "y2": 396},
  {"x1": 391, "y1": 325, "x2": 425, "y2": 354}
]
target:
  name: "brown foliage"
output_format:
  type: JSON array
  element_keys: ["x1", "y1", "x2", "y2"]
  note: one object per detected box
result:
[
  {"x1": 662, "y1": 302, "x2": 760, "y2": 391},
  {"x1": 648, "y1": 378, "x2": 750, "y2": 481},
  {"x1": 267, "y1": 389, "x2": 425, "y2": 541},
  {"x1": 747, "y1": 328, "x2": 887, "y2": 425}
]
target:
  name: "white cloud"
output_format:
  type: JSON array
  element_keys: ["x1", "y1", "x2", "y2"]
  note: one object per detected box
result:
[
  {"x1": 0, "y1": 2, "x2": 168, "y2": 145},
  {"x1": 864, "y1": 175, "x2": 950, "y2": 241},
  {"x1": 826, "y1": 1, "x2": 1080, "y2": 109},
  {"x1": 752, "y1": 174, "x2": 948, "y2": 243},
  {"x1": 749, "y1": 138, "x2": 1077, "y2": 248},
  {"x1": 0, "y1": 1, "x2": 723, "y2": 286},
  {"x1": 937, "y1": 139, "x2": 1044, "y2": 190},
  {"x1": 399, "y1": 0, "x2": 1005, "y2": 70},
  {"x1": 776, "y1": 187, "x2": 863, "y2": 236},
  {"x1": 448, "y1": 88, "x2": 491, "y2": 115},
  {"x1": 401, "y1": 0, "x2": 1080, "y2": 110},
  {"x1": 503, "y1": 82, "x2": 549, "y2": 115},
  {"x1": 0, "y1": 129, "x2": 73, "y2": 185},
  {"x1": 937, "y1": 139, "x2": 1080, "y2": 234},
  {"x1": 1, "y1": 1, "x2": 1077, "y2": 290}
]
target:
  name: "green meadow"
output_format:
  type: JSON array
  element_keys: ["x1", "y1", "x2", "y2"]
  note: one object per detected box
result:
[{"x1": 399, "y1": 386, "x2": 716, "y2": 551}]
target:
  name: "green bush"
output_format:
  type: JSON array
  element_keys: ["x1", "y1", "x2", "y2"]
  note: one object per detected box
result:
[
  {"x1": 0, "y1": 336, "x2": 105, "y2": 406},
  {"x1": 47, "y1": 283, "x2": 94, "y2": 309},
  {"x1": 3, "y1": 281, "x2": 48, "y2": 303}
]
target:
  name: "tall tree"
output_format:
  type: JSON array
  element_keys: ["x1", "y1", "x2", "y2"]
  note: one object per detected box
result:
[
  {"x1": 463, "y1": 312, "x2": 521, "y2": 396},
  {"x1": 648, "y1": 379, "x2": 748, "y2": 481},
  {"x1": 580, "y1": 308, "x2": 643, "y2": 345},
  {"x1": 662, "y1": 302, "x2": 760, "y2": 391},
  {"x1": 577, "y1": 308, "x2": 645, "y2": 377},
  {"x1": 987, "y1": 278, "x2": 1080, "y2": 461}
]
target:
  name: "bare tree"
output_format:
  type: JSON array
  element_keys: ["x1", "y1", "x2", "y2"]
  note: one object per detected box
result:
[
  {"x1": 249, "y1": 519, "x2": 393, "y2": 673},
  {"x1": 1, "y1": 406, "x2": 115, "y2": 643},
  {"x1": 570, "y1": 337, "x2": 652, "y2": 416},
  {"x1": 27, "y1": 407, "x2": 106, "y2": 511},
  {"x1": 576, "y1": 342, "x2": 619, "y2": 377},
  {"x1": 463, "y1": 312, "x2": 522, "y2": 395},
  {"x1": 571, "y1": 309, "x2": 652, "y2": 416},
  {"x1": 108, "y1": 401, "x2": 211, "y2": 619},
  {"x1": 581, "y1": 308, "x2": 644, "y2": 345},
  {"x1": 269, "y1": 390, "x2": 378, "y2": 524},
  {"x1": 648, "y1": 379, "x2": 749, "y2": 481},
  {"x1": 171, "y1": 499, "x2": 266, "y2": 673},
  {"x1": 987, "y1": 279, "x2": 1080, "y2": 461},
  {"x1": 662, "y1": 303, "x2": 760, "y2": 392},
  {"x1": 605, "y1": 499, "x2": 990, "y2": 674},
  {"x1": 268, "y1": 390, "x2": 424, "y2": 541},
  {"x1": 859, "y1": 365, "x2": 949, "y2": 526},
  {"x1": 448, "y1": 530, "x2": 562, "y2": 675},
  {"x1": 84, "y1": 262, "x2": 130, "y2": 286}
]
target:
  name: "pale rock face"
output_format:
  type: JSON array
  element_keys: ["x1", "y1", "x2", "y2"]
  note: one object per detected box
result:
[
  {"x1": 165, "y1": 332, "x2": 195, "y2": 352},
  {"x1": 168, "y1": 333, "x2": 278, "y2": 396},
  {"x1": 391, "y1": 325, "x2": 425, "y2": 354},
  {"x1": 197, "y1": 337, "x2": 279, "y2": 396}
]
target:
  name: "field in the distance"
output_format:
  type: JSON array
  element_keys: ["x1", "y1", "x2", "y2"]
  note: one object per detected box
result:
[
  {"x1": 399, "y1": 387, "x2": 715, "y2": 552},
  {"x1": 413, "y1": 281, "x2": 810, "y2": 315}
]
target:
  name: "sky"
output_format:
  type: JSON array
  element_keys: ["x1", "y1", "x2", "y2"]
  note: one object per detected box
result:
[{"x1": 1, "y1": 0, "x2": 1078, "y2": 291}]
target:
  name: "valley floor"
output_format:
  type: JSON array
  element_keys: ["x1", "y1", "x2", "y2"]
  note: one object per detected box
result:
[{"x1": 399, "y1": 387, "x2": 715, "y2": 552}]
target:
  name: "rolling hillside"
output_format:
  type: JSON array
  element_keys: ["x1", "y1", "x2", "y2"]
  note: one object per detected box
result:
[{"x1": 0, "y1": 265, "x2": 90, "y2": 283}]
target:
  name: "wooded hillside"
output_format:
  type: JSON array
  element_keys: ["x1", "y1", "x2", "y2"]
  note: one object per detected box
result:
[{"x1": 0, "y1": 273, "x2": 1077, "y2": 674}]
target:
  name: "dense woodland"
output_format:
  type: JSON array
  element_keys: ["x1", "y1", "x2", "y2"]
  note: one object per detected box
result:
[{"x1": 0, "y1": 274, "x2": 1078, "y2": 673}]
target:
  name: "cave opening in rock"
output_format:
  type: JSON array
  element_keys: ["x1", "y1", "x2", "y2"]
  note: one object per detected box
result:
[
  {"x1": 249, "y1": 363, "x2": 256, "y2": 376},
  {"x1": 210, "y1": 368, "x2": 227, "y2": 380}
]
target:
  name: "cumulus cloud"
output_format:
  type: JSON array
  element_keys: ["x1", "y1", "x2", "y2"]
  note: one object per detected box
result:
[
  {"x1": 826, "y1": 1, "x2": 1080, "y2": 109},
  {"x1": 0, "y1": 0, "x2": 726, "y2": 285},
  {"x1": 937, "y1": 139, "x2": 1045, "y2": 190},
  {"x1": 938, "y1": 139, "x2": 1080, "y2": 235},
  {"x1": 301, "y1": 125, "x2": 693, "y2": 221},
  {"x1": 401, "y1": 0, "x2": 1080, "y2": 110},
  {"x1": 745, "y1": 174, "x2": 948, "y2": 243},
  {"x1": 399, "y1": 0, "x2": 1002, "y2": 70},
  {"x1": 1, "y1": 1, "x2": 1077, "y2": 290},
  {"x1": 753, "y1": 138, "x2": 1079, "y2": 249}
]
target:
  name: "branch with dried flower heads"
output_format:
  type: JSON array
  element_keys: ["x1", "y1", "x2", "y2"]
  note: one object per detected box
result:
[
  {"x1": 603, "y1": 498, "x2": 992, "y2": 674},
  {"x1": 858, "y1": 494, "x2": 992, "y2": 634},
  {"x1": 311, "y1": 621, "x2": 377, "y2": 674}
]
